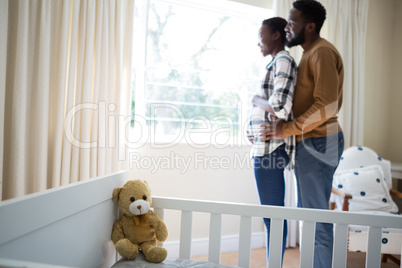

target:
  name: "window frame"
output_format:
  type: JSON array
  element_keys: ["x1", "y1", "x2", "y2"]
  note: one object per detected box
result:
[{"x1": 131, "y1": 0, "x2": 272, "y2": 148}]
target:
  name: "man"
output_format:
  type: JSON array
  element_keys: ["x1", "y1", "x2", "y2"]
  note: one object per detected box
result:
[{"x1": 260, "y1": 1, "x2": 344, "y2": 267}]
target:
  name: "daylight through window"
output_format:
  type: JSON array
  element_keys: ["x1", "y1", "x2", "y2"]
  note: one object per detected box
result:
[{"x1": 131, "y1": 0, "x2": 272, "y2": 147}]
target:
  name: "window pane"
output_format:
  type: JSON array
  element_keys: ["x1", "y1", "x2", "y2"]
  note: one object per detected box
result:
[{"x1": 136, "y1": 0, "x2": 269, "y2": 144}]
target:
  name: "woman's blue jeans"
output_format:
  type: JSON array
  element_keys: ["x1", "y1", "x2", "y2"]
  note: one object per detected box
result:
[
  {"x1": 295, "y1": 131, "x2": 344, "y2": 268},
  {"x1": 254, "y1": 144, "x2": 289, "y2": 267}
]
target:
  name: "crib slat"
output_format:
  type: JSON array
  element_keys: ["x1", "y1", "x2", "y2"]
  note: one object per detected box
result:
[
  {"x1": 268, "y1": 218, "x2": 284, "y2": 268},
  {"x1": 238, "y1": 216, "x2": 252, "y2": 268},
  {"x1": 365, "y1": 226, "x2": 382, "y2": 268},
  {"x1": 332, "y1": 223, "x2": 348, "y2": 268},
  {"x1": 179, "y1": 211, "x2": 193, "y2": 259},
  {"x1": 299, "y1": 221, "x2": 316, "y2": 268},
  {"x1": 208, "y1": 213, "x2": 222, "y2": 264},
  {"x1": 154, "y1": 208, "x2": 164, "y2": 220}
]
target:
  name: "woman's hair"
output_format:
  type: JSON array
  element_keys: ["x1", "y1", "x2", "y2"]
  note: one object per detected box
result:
[
  {"x1": 262, "y1": 17, "x2": 287, "y2": 45},
  {"x1": 292, "y1": 0, "x2": 326, "y2": 33}
]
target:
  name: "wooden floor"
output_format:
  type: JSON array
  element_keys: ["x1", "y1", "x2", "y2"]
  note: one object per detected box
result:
[{"x1": 192, "y1": 247, "x2": 401, "y2": 268}]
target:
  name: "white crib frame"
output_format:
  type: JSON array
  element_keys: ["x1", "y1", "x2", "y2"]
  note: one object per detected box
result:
[
  {"x1": 0, "y1": 171, "x2": 401, "y2": 268},
  {"x1": 152, "y1": 197, "x2": 402, "y2": 268}
]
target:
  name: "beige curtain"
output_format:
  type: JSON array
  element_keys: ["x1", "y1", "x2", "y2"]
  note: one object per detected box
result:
[
  {"x1": 322, "y1": 0, "x2": 369, "y2": 147},
  {"x1": 1, "y1": 0, "x2": 135, "y2": 200}
]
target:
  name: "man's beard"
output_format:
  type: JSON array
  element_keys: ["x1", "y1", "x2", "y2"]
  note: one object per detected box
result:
[{"x1": 286, "y1": 31, "x2": 305, "y2": 48}]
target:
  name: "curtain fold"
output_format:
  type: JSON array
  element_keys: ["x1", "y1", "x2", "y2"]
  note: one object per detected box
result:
[
  {"x1": 322, "y1": 0, "x2": 369, "y2": 147},
  {"x1": 284, "y1": 168, "x2": 299, "y2": 248},
  {"x1": 1, "y1": 0, "x2": 135, "y2": 200}
]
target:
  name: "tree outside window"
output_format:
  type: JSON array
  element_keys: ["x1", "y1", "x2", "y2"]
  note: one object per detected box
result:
[{"x1": 132, "y1": 0, "x2": 271, "y2": 146}]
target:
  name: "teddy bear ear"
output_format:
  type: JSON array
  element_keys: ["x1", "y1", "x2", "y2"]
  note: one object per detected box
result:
[
  {"x1": 112, "y1": 187, "x2": 122, "y2": 202},
  {"x1": 142, "y1": 180, "x2": 151, "y2": 191}
]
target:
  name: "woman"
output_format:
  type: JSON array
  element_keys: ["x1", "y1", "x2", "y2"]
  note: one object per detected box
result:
[{"x1": 248, "y1": 17, "x2": 297, "y2": 266}]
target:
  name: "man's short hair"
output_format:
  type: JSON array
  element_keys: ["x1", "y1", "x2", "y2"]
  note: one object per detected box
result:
[
  {"x1": 262, "y1": 17, "x2": 288, "y2": 45},
  {"x1": 292, "y1": 0, "x2": 326, "y2": 33}
]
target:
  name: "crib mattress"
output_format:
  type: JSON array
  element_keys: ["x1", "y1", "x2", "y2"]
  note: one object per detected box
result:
[{"x1": 112, "y1": 254, "x2": 236, "y2": 268}]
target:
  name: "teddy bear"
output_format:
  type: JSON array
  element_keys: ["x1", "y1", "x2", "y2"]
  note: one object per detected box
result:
[{"x1": 111, "y1": 179, "x2": 168, "y2": 263}]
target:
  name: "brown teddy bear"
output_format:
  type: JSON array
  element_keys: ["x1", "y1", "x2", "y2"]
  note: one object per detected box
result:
[{"x1": 112, "y1": 180, "x2": 168, "y2": 263}]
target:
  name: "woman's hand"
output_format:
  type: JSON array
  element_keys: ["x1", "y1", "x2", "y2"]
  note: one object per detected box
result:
[{"x1": 252, "y1": 94, "x2": 263, "y2": 105}]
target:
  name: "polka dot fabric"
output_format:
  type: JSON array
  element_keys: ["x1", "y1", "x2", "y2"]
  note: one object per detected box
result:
[
  {"x1": 332, "y1": 146, "x2": 401, "y2": 255},
  {"x1": 336, "y1": 146, "x2": 392, "y2": 190},
  {"x1": 333, "y1": 165, "x2": 398, "y2": 213}
]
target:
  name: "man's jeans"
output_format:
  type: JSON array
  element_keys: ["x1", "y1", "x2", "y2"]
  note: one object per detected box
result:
[{"x1": 295, "y1": 131, "x2": 344, "y2": 268}]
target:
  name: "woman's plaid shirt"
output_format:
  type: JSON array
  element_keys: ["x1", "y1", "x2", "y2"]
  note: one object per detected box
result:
[{"x1": 250, "y1": 50, "x2": 297, "y2": 168}]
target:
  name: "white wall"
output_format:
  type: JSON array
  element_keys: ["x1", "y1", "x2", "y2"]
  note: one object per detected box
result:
[
  {"x1": 388, "y1": 0, "x2": 402, "y2": 163},
  {"x1": 364, "y1": 0, "x2": 402, "y2": 164},
  {"x1": 364, "y1": 0, "x2": 394, "y2": 157}
]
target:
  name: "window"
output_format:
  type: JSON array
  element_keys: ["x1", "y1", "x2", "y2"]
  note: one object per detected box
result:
[{"x1": 131, "y1": 0, "x2": 271, "y2": 147}]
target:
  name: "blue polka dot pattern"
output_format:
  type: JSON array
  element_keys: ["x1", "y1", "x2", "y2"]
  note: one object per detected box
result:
[
  {"x1": 354, "y1": 172, "x2": 359, "y2": 175},
  {"x1": 382, "y1": 238, "x2": 388, "y2": 244},
  {"x1": 382, "y1": 198, "x2": 387, "y2": 203},
  {"x1": 376, "y1": 178, "x2": 380, "y2": 183},
  {"x1": 378, "y1": 156, "x2": 382, "y2": 161},
  {"x1": 357, "y1": 146, "x2": 363, "y2": 151},
  {"x1": 340, "y1": 156, "x2": 344, "y2": 160},
  {"x1": 360, "y1": 191, "x2": 366, "y2": 196},
  {"x1": 338, "y1": 184, "x2": 343, "y2": 189}
]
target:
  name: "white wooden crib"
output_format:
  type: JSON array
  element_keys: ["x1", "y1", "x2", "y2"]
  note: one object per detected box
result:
[{"x1": 0, "y1": 171, "x2": 401, "y2": 268}]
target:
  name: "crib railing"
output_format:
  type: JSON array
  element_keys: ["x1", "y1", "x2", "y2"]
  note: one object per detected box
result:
[{"x1": 152, "y1": 197, "x2": 402, "y2": 268}]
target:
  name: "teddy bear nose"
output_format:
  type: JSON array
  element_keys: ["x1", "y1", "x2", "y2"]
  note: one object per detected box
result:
[{"x1": 137, "y1": 205, "x2": 142, "y2": 210}]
